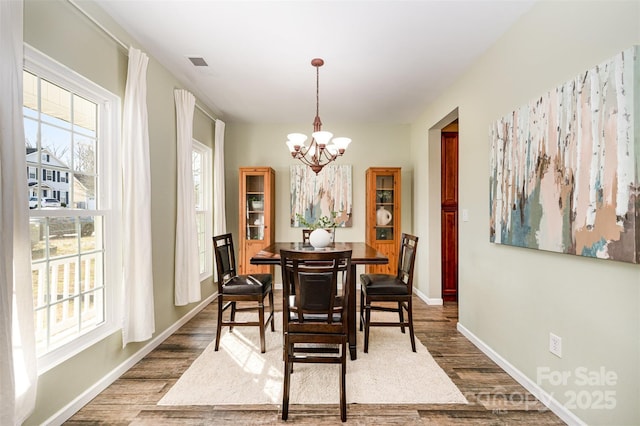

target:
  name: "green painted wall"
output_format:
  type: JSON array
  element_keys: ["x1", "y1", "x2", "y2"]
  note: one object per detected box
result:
[
  {"x1": 23, "y1": 1, "x2": 216, "y2": 423},
  {"x1": 410, "y1": 1, "x2": 640, "y2": 424},
  {"x1": 223, "y1": 122, "x2": 412, "y2": 282}
]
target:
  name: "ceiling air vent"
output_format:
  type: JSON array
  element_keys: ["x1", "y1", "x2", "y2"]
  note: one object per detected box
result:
[{"x1": 188, "y1": 57, "x2": 208, "y2": 67}]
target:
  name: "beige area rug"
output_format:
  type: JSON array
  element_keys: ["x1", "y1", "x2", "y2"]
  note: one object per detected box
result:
[{"x1": 158, "y1": 313, "x2": 468, "y2": 406}]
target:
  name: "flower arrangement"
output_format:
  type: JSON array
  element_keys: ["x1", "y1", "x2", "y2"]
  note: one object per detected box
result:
[{"x1": 295, "y1": 211, "x2": 338, "y2": 230}]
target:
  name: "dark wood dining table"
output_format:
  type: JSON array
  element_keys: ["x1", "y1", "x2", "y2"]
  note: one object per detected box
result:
[{"x1": 250, "y1": 242, "x2": 388, "y2": 360}]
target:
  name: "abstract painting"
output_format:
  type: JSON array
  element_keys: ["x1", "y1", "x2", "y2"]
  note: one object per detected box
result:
[
  {"x1": 290, "y1": 164, "x2": 352, "y2": 227},
  {"x1": 489, "y1": 46, "x2": 639, "y2": 263}
]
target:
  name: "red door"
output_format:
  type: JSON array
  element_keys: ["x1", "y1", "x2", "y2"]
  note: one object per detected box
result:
[{"x1": 441, "y1": 131, "x2": 458, "y2": 301}]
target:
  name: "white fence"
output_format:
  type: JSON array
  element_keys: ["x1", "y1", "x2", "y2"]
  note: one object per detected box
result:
[{"x1": 32, "y1": 252, "x2": 103, "y2": 350}]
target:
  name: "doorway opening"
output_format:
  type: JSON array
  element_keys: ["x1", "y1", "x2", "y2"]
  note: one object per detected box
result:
[
  {"x1": 427, "y1": 109, "x2": 459, "y2": 304},
  {"x1": 440, "y1": 120, "x2": 458, "y2": 302}
]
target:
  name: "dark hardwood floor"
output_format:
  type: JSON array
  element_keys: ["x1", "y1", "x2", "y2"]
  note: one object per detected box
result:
[{"x1": 66, "y1": 292, "x2": 565, "y2": 425}]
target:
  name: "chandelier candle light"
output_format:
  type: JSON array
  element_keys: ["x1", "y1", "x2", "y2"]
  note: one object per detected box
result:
[{"x1": 286, "y1": 58, "x2": 351, "y2": 174}]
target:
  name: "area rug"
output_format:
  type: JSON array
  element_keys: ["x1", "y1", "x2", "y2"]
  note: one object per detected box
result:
[{"x1": 158, "y1": 313, "x2": 467, "y2": 406}]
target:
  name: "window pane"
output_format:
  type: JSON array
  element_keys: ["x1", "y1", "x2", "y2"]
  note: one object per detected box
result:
[
  {"x1": 24, "y1": 117, "x2": 38, "y2": 148},
  {"x1": 47, "y1": 216, "x2": 83, "y2": 241},
  {"x1": 50, "y1": 297, "x2": 78, "y2": 349},
  {"x1": 30, "y1": 218, "x2": 46, "y2": 260},
  {"x1": 41, "y1": 79, "x2": 71, "y2": 129},
  {"x1": 33, "y1": 306, "x2": 48, "y2": 354},
  {"x1": 73, "y1": 174, "x2": 96, "y2": 209},
  {"x1": 41, "y1": 123, "x2": 72, "y2": 168},
  {"x1": 192, "y1": 151, "x2": 202, "y2": 210},
  {"x1": 49, "y1": 253, "x2": 79, "y2": 297},
  {"x1": 23, "y1": 71, "x2": 38, "y2": 112},
  {"x1": 74, "y1": 135, "x2": 96, "y2": 174},
  {"x1": 81, "y1": 289, "x2": 104, "y2": 330},
  {"x1": 80, "y1": 217, "x2": 97, "y2": 245},
  {"x1": 196, "y1": 212, "x2": 205, "y2": 274},
  {"x1": 73, "y1": 94, "x2": 97, "y2": 134},
  {"x1": 80, "y1": 256, "x2": 95, "y2": 291},
  {"x1": 32, "y1": 265, "x2": 47, "y2": 309}
]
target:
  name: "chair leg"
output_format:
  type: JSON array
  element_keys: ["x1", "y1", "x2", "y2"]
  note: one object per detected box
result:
[
  {"x1": 398, "y1": 302, "x2": 406, "y2": 333},
  {"x1": 340, "y1": 338, "x2": 347, "y2": 422},
  {"x1": 269, "y1": 290, "x2": 275, "y2": 332},
  {"x1": 258, "y1": 300, "x2": 266, "y2": 353},
  {"x1": 407, "y1": 299, "x2": 416, "y2": 352},
  {"x1": 229, "y1": 301, "x2": 236, "y2": 333},
  {"x1": 282, "y1": 337, "x2": 291, "y2": 420},
  {"x1": 359, "y1": 289, "x2": 364, "y2": 331},
  {"x1": 364, "y1": 298, "x2": 371, "y2": 353},
  {"x1": 214, "y1": 296, "x2": 223, "y2": 351}
]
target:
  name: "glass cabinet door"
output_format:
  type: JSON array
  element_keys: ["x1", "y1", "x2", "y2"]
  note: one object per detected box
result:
[
  {"x1": 374, "y1": 174, "x2": 395, "y2": 241},
  {"x1": 245, "y1": 175, "x2": 265, "y2": 240},
  {"x1": 238, "y1": 167, "x2": 275, "y2": 275},
  {"x1": 366, "y1": 167, "x2": 401, "y2": 275}
]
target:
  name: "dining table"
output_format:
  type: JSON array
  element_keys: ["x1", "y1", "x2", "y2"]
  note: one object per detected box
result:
[{"x1": 250, "y1": 241, "x2": 388, "y2": 360}]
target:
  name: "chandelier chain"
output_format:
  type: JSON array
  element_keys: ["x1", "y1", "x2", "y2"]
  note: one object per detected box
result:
[{"x1": 285, "y1": 58, "x2": 351, "y2": 174}]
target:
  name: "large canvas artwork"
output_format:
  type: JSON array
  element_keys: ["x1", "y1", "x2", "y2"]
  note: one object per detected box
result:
[
  {"x1": 290, "y1": 164, "x2": 352, "y2": 227},
  {"x1": 489, "y1": 46, "x2": 639, "y2": 263}
]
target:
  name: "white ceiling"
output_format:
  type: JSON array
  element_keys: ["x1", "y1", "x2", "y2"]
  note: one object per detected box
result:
[{"x1": 95, "y1": 0, "x2": 535, "y2": 125}]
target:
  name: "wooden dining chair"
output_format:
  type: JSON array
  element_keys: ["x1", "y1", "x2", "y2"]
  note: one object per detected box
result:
[
  {"x1": 359, "y1": 233, "x2": 419, "y2": 353},
  {"x1": 212, "y1": 233, "x2": 274, "y2": 353},
  {"x1": 280, "y1": 249, "x2": 352, "y2": 422}
]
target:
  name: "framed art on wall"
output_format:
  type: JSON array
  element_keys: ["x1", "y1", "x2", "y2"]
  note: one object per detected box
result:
[
  {"x1": 290, "y1": 164, "x2": 353, "y2": 227},
  {"x1": 489, "y1": 46, "x2": 639, "y2": 263}
]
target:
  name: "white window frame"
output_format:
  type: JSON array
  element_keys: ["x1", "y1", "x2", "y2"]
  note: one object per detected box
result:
[
  {"x1": 193, "y1": 139, "x2": 213, "y2": 280},
  {"x1": 24, "y1": 44, "x2": 122, "y2": 374}
]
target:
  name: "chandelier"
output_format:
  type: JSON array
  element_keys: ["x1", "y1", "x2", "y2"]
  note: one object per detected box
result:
[{"x1": 285, "y1": 58, "x2": 351, "y2": 174}]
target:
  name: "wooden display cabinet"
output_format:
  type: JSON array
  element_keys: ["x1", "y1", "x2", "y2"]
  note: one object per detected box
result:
[
  {"x1": 238, "y1": 167, "x2": 275, "y2": 275},
  {"x1": 365, "y1": 167, "x2": 401, "y2": 274}
]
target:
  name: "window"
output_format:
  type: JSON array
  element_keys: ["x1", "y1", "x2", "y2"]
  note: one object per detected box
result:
[
  {"x1": 192, "y1": 139, "x2": 213, "y2": 280},
  {"x1": 24, "y1": 45, "x2": 121, "y2": 373}
]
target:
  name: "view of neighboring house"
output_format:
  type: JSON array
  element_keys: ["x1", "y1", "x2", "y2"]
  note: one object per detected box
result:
[
  {"x1": 26, "y1": 146, "x2": 94, "y2": 209},
  {"x1": 26, "y1": 147, "x2": 70, "y2": 205}
]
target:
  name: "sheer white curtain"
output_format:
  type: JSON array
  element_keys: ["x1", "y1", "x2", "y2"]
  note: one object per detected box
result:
[
  {"x1": 213, "y1": 119, "x2": 227, "y2": 236},
  {"x1": 174, "y1": 89, "x2": 201, "y2": 306},
  {"x1": 121, "y1": 47, "x2": 155, "y2": 346},
  {"x1": 0, "y1": 1, "x2": 38, "y2": 423}
]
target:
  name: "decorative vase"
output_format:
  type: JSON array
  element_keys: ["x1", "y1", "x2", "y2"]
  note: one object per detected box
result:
[
  {"x1": 251, "y1": 200, "x2": 264, "y2": 211},
  {"x1": 309, "y1": 228, "x2": 331, "y2": 249},
  {"x1": 376, "y1": 206, "x2": 392, "y2": 226}
]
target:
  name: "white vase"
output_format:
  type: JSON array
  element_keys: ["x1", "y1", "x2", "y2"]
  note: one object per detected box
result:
[
  {"x1": 309, "y1": 228, "x2": 331, "y2": 249},
  {"x1": 376, "y1": 206, "x2": 392, "y2": 226}
]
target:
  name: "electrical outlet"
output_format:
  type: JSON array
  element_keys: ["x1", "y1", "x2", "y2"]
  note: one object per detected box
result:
[{"x1": 549, "y1": 333, "x2": 562, "y2": 357}]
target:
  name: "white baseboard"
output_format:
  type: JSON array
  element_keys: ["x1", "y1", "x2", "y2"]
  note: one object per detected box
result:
[
  {"x1": 414, "y1": 287, "x2": 443, "y2": 305},
  {"x1": 44, "y1": 293, "x2": 217, "y2": 426},
  {"x1": 456, "y1": 322, "x2": 585, "y2": 426}
]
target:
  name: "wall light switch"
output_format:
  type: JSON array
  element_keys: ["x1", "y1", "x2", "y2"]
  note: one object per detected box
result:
[{"x1": 462, "y1": 209, "x2": 469, "y2": 222}]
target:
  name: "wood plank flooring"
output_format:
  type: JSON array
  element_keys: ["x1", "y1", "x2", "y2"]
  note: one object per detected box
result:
[{"x1": 66, "y1": 292, "x2": 565, "y2": 425}]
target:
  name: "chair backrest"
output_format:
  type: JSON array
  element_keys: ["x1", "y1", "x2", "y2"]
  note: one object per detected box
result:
[
  {"x1": 280, "y1": 249, "x2": 352, "y2": 331},
  {"x1": 212, "y1": 233, "x2": 237, "y2": 290},
  {"x1": 396, "y1": 233, "x2": 419, "y2": 291}
]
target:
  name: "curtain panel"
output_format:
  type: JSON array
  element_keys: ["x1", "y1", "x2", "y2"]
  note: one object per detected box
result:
[
  {"x1": 213, "y1": 119, "x2": 227, "y2": 236},
  {"x1": 121, "y1": 47, "x2": 155, "y2": 346},
  {"x1": 174, "y1": 89, "x2": 201, "y2": 306},
  {"x1": 0, "y1": 0, "x2": 38, "y2": 423}
]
